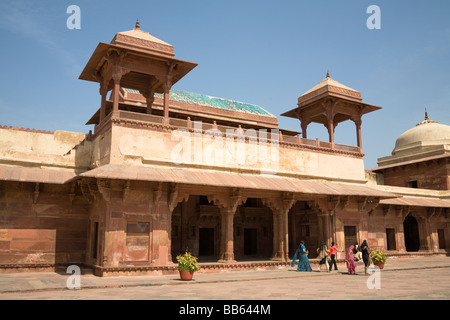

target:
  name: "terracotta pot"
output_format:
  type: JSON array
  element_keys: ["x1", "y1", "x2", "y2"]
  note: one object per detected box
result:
[
  {"x1": 179, "y1": 270, "x2": 195, "y2": 281},
  {"x1": 373, "y1": 262, "x2": 385, "y2": 269}
]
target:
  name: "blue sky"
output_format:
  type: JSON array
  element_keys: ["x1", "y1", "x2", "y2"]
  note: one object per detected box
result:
[{"x1": 0, "y1": 0, "x2": 449, "y2": 169}]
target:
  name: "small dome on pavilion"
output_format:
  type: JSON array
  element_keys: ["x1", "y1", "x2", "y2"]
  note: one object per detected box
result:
[
  {"x1": 111, "y1": 20, "x2": 175, "y2": 57},
  {"x1": 298, "y1": 72, "x2": 362, "y2": 106}
]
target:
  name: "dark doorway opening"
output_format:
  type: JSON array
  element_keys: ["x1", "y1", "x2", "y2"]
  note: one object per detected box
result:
[
  {"x1": 92, "y1": 222, "x2": 99, "y2": 260},
  {"x1": 199, "y1": 228, "x2": 215, "y2": 256},
  {"x1": 244, "y1": 228, "x2": 258, "y2": 255},
  {"x1": 386, "y1": 228, "x2": 396, "y2": 251},
  {"x1": 404, "y1": 215, "x2": 420, "y2": 252},
  {"x1": 344, "y1": 226, "x2": 357, "y2": 251},
  {"x1": 438, "y1": 229, "x2": 446, "y2": 250}
]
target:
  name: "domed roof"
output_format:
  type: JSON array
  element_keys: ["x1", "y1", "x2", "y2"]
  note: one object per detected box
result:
[
  {"x1": 110, "y1": 20, "x2": 175, "y2": 57},
  {"x1": 297, "y1": 72, "x2": 363, "y2": 105},
  {"x1": 392, "y1": 113, "x2": 450, "y2": 155}
]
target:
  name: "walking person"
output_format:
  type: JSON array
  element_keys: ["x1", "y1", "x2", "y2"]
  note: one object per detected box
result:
[
  {"x1": 291, "y1": 241, "x2": 312, "y2": 271},
  {"x1": 361, "y1": 240, "x2": 371, "y2": 275},
  {"x1": 316, "y1": 241, "x2": 330, "y2": 272},
  {"x1": 353, "y1": 242, "x2": 362, "y2": 262},
  {"x1": 328, "y1": 241, "x2": 343, "y2": 271},
  {"x1": 346, "y1": 245, "x2": 356, "y2": 275}
]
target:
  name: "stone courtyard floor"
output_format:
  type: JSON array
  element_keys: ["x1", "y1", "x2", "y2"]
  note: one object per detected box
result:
[{"x1": 0, "y1": 255, "x2": 449, "y2": 301}]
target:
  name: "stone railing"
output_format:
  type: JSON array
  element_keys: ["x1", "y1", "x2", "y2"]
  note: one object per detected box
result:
[{"x1": 95, "y1": 110, "x2": 363, "y2": 157}]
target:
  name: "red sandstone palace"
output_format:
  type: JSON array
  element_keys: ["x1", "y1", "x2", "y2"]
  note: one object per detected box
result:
[{"x1": 0, "y1": 22, "x2": 449, "y2": 276}]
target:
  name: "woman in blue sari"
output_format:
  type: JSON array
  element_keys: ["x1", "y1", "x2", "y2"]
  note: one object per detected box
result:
[{"x1": 291, "y1": 241, "x2": 312, "y2": 271}]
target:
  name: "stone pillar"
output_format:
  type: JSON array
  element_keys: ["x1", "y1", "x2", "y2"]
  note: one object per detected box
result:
[
  {"x1": 99, "y1": 80, "x2": 109, "y2": 123},
  {"x1": 426, "y1": 208, "x2": 438, "y2": 252},
  {"x1": 209, "y1": 190, "x2": 244, "y2": 263},
  {"x1": 264, "y1": 193, "x2": 295, "y2": 262},
  {"x1": 107, "y1": 50, "x2": 128, "y2": 116},
  {"x1": 163, "y1": 85, "x2": 170, "y2": 121},
  {"x1": 283, "y1": 208, "x2": 290, "y2": 261},
  {"x1": 271, "y1": 211, "x2": 283, "y2": 261},
  {"x1": 352, "y1": 114, "x2": 363, "y2": 153},
  {"x1": 141, "y1": 88, "x2": 155, "y2": 115},
  {"x1": 317, "y1": 213, "x2": 333, "y2": 246},
  {"x1": 146, "y1": 95, "x2": 155, "y2": 115},
  {"x1": 218, "y1": 208, "x2": 236, "y2": 263},
  {"x1": 355, "y1": 120, "x2": 362, "y2": 152},
  {"x1": 96, "y1": 180, "x2": 127, "y2": 269},
  {"x1": 327, "y1": 120, "x2": 335, "y2": 145},
  {"x1": 397, "y1": 221, "x2": 406, "y2": 252},
  {"x1": 299, "y1": 118, "x2": 311, "y2": 139},
  {"x1": 154, "y1": 197, "x2": 172, "y2": 265},
  {"x1": 418, "y1": 215, "x2": 430, "y2": 251},
  {"x1": 312, "y1": 196, "x2": 343, "y2": 247},
  {"x1": 112, "y1": 76, "x2": 121, "y2": 114},
  {"x1": 323, "y1": 100, "x2": 336, "y2": 147},
  {"x1": 163, "y1": 63, "x2": 175, "y2": 125}
]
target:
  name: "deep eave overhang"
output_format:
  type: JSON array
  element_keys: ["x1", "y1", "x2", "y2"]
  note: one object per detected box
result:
[
  {"x1": 281, "y1": 95, "x2": 381, "y2": 122},
  {"x1": 78, "y1": 42, "x2": 198, "y2": 86}
]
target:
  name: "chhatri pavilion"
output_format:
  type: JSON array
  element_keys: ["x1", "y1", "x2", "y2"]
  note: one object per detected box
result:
[{"x1": 0, "y1": 22, "x2": 448, "y2": 276}]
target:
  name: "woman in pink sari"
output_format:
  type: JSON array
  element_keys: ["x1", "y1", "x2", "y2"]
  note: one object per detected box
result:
[{"x1": 346, "y1": 245, "x2": 356, "y2": 275}]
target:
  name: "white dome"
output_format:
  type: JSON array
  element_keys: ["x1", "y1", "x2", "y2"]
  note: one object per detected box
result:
[{"x1": 393, "y1": 118, "x2": 450, "y2": 155}]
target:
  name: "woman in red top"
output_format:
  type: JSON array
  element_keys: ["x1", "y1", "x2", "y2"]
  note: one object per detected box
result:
[{"x1": 329, "y1": 242, "x2": 343, "y2": 271}]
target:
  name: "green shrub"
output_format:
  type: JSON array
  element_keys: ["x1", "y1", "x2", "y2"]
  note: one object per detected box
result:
[
  {"x1": 370, "y1": 249, "x2": 387, "y2": 263},
  {"x1": 176, "y1": 251, "x2": 200, "y2": 272}
]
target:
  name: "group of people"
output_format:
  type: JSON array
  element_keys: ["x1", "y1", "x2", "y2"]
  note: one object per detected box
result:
[{"x1": 291, "y1": 240, "x2": 372, "y2": 275}]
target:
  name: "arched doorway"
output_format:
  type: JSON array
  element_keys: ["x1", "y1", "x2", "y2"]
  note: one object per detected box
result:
[
  {"x1": 171, "y1": 195, "x2": 221, "y2": 262},
  {"x1": 234, "y1": 198, "x2": 273, "y2": 260},
  {"x1": 403, "y1": 214, "x2": 420, "y2": 252},
  {"x1": 288, "y1": 201, "x2": 319, "y2": 258}
]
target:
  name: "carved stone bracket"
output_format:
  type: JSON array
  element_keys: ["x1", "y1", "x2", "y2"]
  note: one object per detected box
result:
[
  {"x1": 208, "y1": 188, "x2": 245, "y2": 213},
  {"x1": 168, "y1": 183, "x2": 189, "y2": 214},
  {"x1": 382, "y1": 204, "x2": 391, "y2": 217},
  {"x1": 69, "y1": 182, "x2": 76, "y2": 205},
  {"x1": 310, "y1": 196, "x2": 340, "y2": 216},
  {"x1": 339, "y1": 196, "x2": 350, "y2": 211},
  {"x1": 97, "y1": 179, "x2": 111, "y2": 202},
  {"x1": 153, "y1": 182, "x2": 163, "y2": 207},
  {"x1": 357, "y1": 196, "x2": 380, "y2": 215},
  {"x1": 426, "y1": 207, "x2": 439, "y2": 222},
  {"x1": 165, "y1": 62, "x2": 176, "y2": 90},
  {"x1": 395, "y1": 205, "x2": 411, "y2": 219},
  {"x1": 33, "y1": 182, "x2": 40, "y2": 205},
  {"x1": 122, "y1": 180, "x2": 131, "y2": 202},
  {"x1": 77, "y1": 179, "x2": 97, "y2": 203},
  {"x1": 262, "y1": 192, "x2": 296, "y2": 216}
]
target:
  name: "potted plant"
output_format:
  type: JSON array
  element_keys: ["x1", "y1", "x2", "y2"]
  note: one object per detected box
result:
[
  {"x1": 176, "y1": 251, "x2": 200, "y2": 281},
  {"x1": 370, "y1": 249, "x2": 387, "y2": 269}
]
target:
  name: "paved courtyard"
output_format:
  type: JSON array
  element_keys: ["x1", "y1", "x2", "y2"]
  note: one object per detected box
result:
[{"x1": 0, "y1": 256, "x2": 449, "y2": 301}]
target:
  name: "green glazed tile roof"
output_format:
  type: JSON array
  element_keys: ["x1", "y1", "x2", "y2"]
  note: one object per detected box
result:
[
  {"x1": 124, "y1": 88, "x2": 141, "y2": 94},
  {"x1": 124, "y1": 88, "x2": 275, "y2": 118}
]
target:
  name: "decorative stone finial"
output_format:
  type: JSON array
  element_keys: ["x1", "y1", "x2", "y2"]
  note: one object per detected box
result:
[
  {"x1": 416, "y1": 108, "x2": 439, "y2": 126},
  {"x1": 135, "y1": 19, "x2": 140, "y2": 30},
  {"x1": 326, "y1": 70, "x2": 330, "y2": 78}
]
